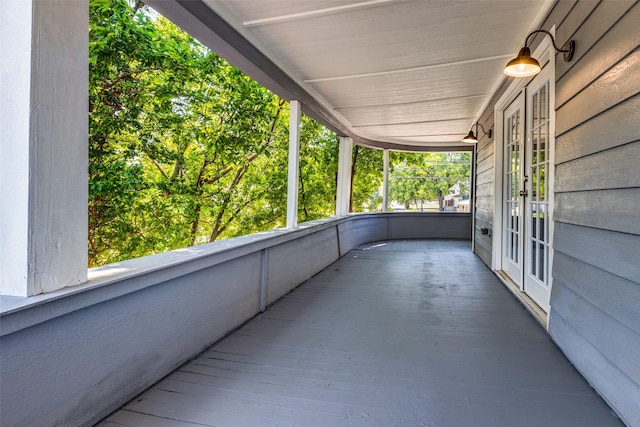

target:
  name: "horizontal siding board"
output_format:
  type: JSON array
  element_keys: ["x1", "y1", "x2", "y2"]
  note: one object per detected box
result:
[
  {"x1": 478, "y1": 103, "x2": 495, "y2": 124},
  {"x1": 549, "y1": 311, "x2": 640, "y2": 427},
  {"x1": 474, "y1": 240, "x2": 492, "y2": 267},
  {"x1": 476, "y1": 140, "x2": 494, "y2": 163},
  {"x1": 476, "y1": 168, "x2": 494, "y2": 186},
  {"x1": 475, "y1": 196, "x2": 494, "y2": 211},
  {"x1": 552, "y1": 251, "x2": 640, "y2": 333},
  {"x1": 555, "y1": 95, "x2": 640, "y2": 164},
  {"x1": 474, "y1": 220, "x2": 491, "y2": 237},
  {"x1": 556, "y1": 0, "x2": 634, "y2": 79},
  {"x1": 556, "y1": 48, "x2": 640, "y2": 136},
  {"x1": 547, "y1": 0, "x2": 579, "y2": 30},
  {"x1": 555, "y1": 141, "x2": 640, "y2": 191},
  {"x1": 474, "y1": 228, "x2": 492, "y2": 251},
  {"x1": 475, "y1": 182, "x2": 494, "y2": 198},
  {"x1": 475, "y1": 207, "x2": 493, "y2": 224},
  {"x1": 555, "y1": 188, "x2": 640, "y2": 236},
  {"x1": 554, "y1": 0, "x2": 600, "y2": 59},
  {"x1": 551, "y1": 281, "x2": 640, "y2": 384},
  {"x1": 476, "y1": 134, "x2": 492, "y2": 146},
  {"x1": 553, "y1": 222, "x2": 640, "y2": 284},
  {"x1": 476, "y1": 155, "x2": 494, "y2": 174},
  {"x1": 556, "y1": 2, "x2": 640, "y2": 108}
]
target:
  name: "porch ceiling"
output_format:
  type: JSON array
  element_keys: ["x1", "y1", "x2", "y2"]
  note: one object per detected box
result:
[{"x1": 156, "y1": 0, "x2": 552, "y2": 150}]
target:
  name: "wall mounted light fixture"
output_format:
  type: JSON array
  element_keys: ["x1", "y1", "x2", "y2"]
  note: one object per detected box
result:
[
  {"x1": 504, "y1": 29, "x2": 575, "y2": 77},
  {"x1": 462, "y1": 122, "x2": 492, "y2": 144}
]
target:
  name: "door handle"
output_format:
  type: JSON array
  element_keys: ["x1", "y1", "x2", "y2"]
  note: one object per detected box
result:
[{"x1": 519, "y1": 190, "x2": 528, "y2": 197}]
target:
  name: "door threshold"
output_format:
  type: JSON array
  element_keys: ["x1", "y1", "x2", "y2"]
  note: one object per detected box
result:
[{"x1": 495, "y1": 270, "x2": 548, "y2": 329}]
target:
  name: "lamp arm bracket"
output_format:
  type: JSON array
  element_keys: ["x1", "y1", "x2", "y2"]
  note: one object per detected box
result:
[
  {"x1": 474, "y1": 122, "x2": 492, "y2": 138},
  {"x1": 525, "y1": 29, "x2": 575, "y2": 62}
]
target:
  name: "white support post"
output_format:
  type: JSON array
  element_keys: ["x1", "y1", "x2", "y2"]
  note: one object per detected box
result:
[
  {"x1": 286, "y1": 100, "x2": 301, "y2": 228},
  {"x1": 0, "y1": 0, "x2": 88, "y2": 296},
  {"x1": 336, "y1": 137, "x2": 353, "y2": 216},
  {"x1": 383, "y1": 149, "x2": 390, "y2": 212}
]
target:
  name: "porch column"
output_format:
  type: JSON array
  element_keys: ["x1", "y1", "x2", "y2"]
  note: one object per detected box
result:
[
  {"x1": 383, "y1": 149, "x2": 390, "y2": 212},
  {"x1": 286, "y1": 100, "x2": 301, "y2": 228},
  {"x1": 0, "y1": 0, "x2": 88, "y2": 296},
  {"x1": 336, "y1": 137, "x2": 353, "y2": 216}
]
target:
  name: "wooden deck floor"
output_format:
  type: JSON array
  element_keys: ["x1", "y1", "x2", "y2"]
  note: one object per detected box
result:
[{"x1": 98, "y1": 240, "x2": 622, "y2": 427}]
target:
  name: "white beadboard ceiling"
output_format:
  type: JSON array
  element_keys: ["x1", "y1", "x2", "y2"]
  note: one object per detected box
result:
[{"x1": 201, "y1": 0, "x2": 552, "y2": 149}]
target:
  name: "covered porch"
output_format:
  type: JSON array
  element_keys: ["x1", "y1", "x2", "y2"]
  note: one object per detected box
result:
[
  {"x1": 1, "y1": 0, "x2": 639, "y2": 426},
  {"x1": 99, "y1": 240, "x2": 620, "y2": 426}
]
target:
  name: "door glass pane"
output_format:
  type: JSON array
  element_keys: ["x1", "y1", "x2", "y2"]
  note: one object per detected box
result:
[
  {"x1": 538, "y1": 242, "x2": 545, "y2": 280},
  {"x1": 540, "y1": 203, "x2": 549, "y2": 242},
  {"x1": 540, "y1": 164, "x2": 546, "y2": 201},
  {"x1": 539, "y1": 124, "x2": 546, "y2": 163},
  {"x1": 532, "y1": 127, "x2": 538, "y2": 164},
  {"x1": 526, "y1": 81, "x2": 550, "y2": 287},
  {"x1": 504, "y1": 103, "x2": 523, "y2": 268},
  {"x1": 541, "y1": 86, "x2": 547, "y2": 121},
  {"x1": 531, "y1": 203, "x2": 537, "y2": 239}
]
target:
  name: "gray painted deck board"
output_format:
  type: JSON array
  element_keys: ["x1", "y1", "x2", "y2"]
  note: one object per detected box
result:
[{"x1": 97, "y1": 241, "x2": 621, "y2": 427}]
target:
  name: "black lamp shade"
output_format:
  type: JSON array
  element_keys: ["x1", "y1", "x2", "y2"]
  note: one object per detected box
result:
[
  {"x1": 504, "y1": 46, "x2": 542, "y2": 77},
  {"x1": 462, "y1": 130, "x2": 478, "y2": 143}
]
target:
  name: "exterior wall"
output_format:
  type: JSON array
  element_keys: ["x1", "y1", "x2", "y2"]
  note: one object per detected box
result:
[
  {"x1": 548, "y1": 1, "x2": 640, "y2": 425},
  {"x1": 472, "y1": 1, "x2": 640, "y2": 424},
  {"x1": 0, "y1": 213, "x2": 469, "y2": 427},
  {"x1": 472, "y1": 109, "x2": 498, "y2": 267}
]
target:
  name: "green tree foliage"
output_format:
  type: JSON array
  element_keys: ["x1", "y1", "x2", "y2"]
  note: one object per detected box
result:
[
  {"x1": 350, "y1": 146, "x2": 384, "y2": 212},
  {"x1": 389, "y1": 152, "x2": 470, "y2": 210},
  {"x1": 88, "y1": 0, "x2": 338, "y2": 266},
  {"x1": 88, "y1": 0, "x2": 466, "y2": 267},
  {"x1": 298, "y1": 121, "x2": 339, "y2": 222}
]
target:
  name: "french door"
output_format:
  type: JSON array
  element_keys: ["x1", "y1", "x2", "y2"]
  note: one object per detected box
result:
[
  {"x1": 501, "y1": 94, "x2": 524, "y2": 283},
  {"x1": 501, "y1": 72, "x2": 553, "y2": 313}
]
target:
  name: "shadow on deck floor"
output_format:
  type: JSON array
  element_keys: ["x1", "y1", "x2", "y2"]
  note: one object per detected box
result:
[{"x1": 98, "y1": 240, "x2": 622, "y2": 427}]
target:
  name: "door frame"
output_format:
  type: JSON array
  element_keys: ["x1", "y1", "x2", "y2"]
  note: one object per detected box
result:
[{"x1": 491, "y1": 29, "x2": 557, "y2": 313}]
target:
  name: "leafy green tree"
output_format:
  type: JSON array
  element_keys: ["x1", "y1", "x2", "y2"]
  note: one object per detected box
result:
[
  {"x1": 89, "y1": 0, "x2": 343, "y2": 266},
  {"x1": 389, "y1": 152, "x2": 470, "y2": 211},
  {"x1": 89, "y1": 0, "x2": 167, "y2": 264},
  {"x1": 88, "y1": 1, "x2": 470, "y2": 268},
  {"x1": 350, "y1": 146, "x2": 384, "y2": 212},
  {"x1": 298, "y1": 120, "x2": 339, "y2": 221}
]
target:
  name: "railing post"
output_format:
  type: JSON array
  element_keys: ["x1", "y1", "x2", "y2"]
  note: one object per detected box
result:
[
  {"x1": 0, "y1": 0, "x2": 88, "y2": 296},
  {"x1": 383, "y1": 149, "x2": 390, "y2": 212},
  {"x1": 336, "y1": 137, "x2": 353, "y2": 216},
  {"x1": 286, "y1": 100, "x2": 301, "y2": 228}
]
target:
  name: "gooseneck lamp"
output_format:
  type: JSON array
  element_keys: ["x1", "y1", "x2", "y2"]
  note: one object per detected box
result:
[
  {"x1": 462, "y1": 122, "x2": 492, "y2": 144},
  {"x1": 504, "y1": 29, "x2": 575, "y2": 77}
]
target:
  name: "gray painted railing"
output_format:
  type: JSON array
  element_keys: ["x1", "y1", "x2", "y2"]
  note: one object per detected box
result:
[{"x1": 0, "y1": 212, "x2": 470, "y2": 427}]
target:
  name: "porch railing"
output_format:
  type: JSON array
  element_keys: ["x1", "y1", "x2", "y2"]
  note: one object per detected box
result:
[{"x1": 0, "y1": 212, "x2": 470, "y2": 427}]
